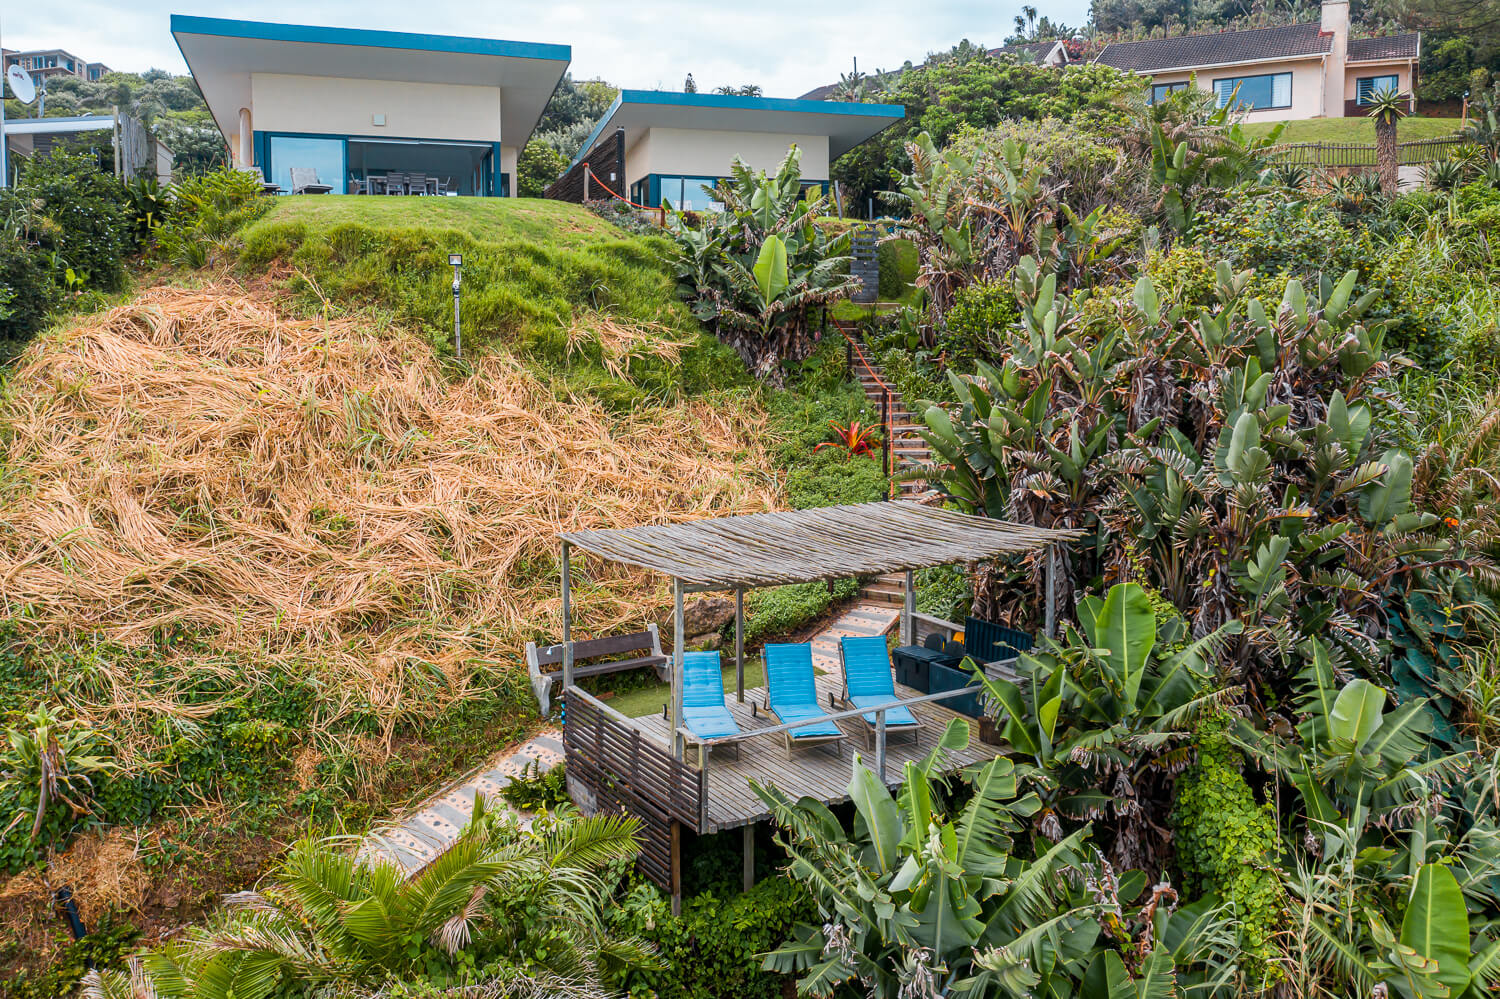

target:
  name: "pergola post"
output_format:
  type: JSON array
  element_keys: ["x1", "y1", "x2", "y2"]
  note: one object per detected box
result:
[
  {"x1": 672, "y1": 577, "x2": 685, "y2": 760},
  {"x1": 1044, "y1": 544, "x2": 1058, "y2": 639},
  {"x1": 734, "y1": 587, "x2": 745, "y2": 702},
  {"x1": 560, "y1": 542, "x2": 574, "y2": 690},
  {"x1": 902, "y1": 569, "x2": 915, "y2": 646},
  {"x1": 742, "y1": 824, "x2": 755, "y2": 892}
]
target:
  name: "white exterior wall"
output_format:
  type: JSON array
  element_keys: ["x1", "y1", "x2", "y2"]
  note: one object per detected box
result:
[
  {"x1": 501, "y1": 144, "x2": 518, "y2": 197},
  {"x1": 249, "y1": 72, "x2": 503, "y2": 142},
  {"x1": 623, "y1": 127, "x2": 831, "y2": 190},
  {"x1": 1147, "y1": 57, "x2": 1329, "y2": 120}
]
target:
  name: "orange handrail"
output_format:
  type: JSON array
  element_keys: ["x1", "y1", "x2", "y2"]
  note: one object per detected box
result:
[
  {"x1": 833, "y1": 320, "x2": 898, "y2": 500},
  {"x1": 583, "y1": 165, "x2": 667, "y2": 224}
]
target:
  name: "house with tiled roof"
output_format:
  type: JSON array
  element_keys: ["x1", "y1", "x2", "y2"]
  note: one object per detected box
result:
[{"x1": 1093, "y1": 0, "x2": 1418, "y2": 119}]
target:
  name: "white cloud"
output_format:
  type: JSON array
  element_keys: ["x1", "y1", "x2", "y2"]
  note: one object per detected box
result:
[{"x1": 3, "y1": 0, "x2": 1092, "y2": 97}]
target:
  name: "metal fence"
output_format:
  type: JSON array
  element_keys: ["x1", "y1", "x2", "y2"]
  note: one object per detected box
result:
[{"x1": 1266, "y1": 134, "x2": 1471, "y2": 168}]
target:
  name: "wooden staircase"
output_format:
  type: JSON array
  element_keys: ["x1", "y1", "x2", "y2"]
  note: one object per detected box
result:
[{"x1": 840, "y1": 325, "x2": 938, "y2": 607}]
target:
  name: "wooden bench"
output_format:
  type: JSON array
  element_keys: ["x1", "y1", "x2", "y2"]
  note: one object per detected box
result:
[{"x1": 526, "y1": 625, "x2": 668, "y2": 715}]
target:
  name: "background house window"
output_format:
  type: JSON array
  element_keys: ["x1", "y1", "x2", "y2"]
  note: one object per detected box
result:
[
  {"x1": 1213, "y1": 72, "x2": 1292, "y2": 110},
  {"x1": 1151, "y1": 81, "x2": 1188, "y2": 103},
  {"x1": 1356, "y1": 75, "x2": 1400, "y2": 104}
]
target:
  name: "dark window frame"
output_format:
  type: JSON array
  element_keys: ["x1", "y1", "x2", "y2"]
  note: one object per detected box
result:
[
  {"x1": 1355, "y1": 74, "x2": 1401, "y2": 105},
  {"x1": 1212, "y1": 71, "x2": 1293, "y2": 111}
]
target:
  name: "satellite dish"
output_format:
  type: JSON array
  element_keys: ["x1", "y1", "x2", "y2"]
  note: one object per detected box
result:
[{"x1": 6, "y1": 65, "x2": 37, "y2": 105}]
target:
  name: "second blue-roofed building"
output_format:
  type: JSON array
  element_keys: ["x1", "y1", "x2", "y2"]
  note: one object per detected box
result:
[{"x1": 553, "y1": 90, "x2": 904, "y2": 210}]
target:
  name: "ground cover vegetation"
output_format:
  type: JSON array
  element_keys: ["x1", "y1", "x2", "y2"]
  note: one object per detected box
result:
[
  {"x1": 0, "y1": 153, "x2": 887, "y2": 994},
  {"x1": 10, "y1": 33, "x2": 1500, "y2": 999}
]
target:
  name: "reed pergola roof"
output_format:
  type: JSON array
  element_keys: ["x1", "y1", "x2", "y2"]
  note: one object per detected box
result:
[{"x1": 559, "y1": 501, "x2": 1081, "y2": 589}]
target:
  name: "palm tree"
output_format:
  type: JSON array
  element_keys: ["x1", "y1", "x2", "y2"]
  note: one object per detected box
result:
[
  {"x1": 82, "y1": 798, "x2": 648, "y2": 999},
  {"x1": 1365, "y1": 87, "x2": 1408, "y2": 195}
]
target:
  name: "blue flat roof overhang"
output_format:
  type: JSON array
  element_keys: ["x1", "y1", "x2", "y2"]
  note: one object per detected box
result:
[
  {"x1": 170, "y1": 15, "x2": 570, "y2": 153},
  {"x1": 570, "y1": 89, "x2": 905, "y2": 169}
]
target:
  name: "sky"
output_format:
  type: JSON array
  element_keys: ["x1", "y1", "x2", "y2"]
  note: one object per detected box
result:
[{"x1": 1, "y1": 0, "x2": 1094, "y2": 98}]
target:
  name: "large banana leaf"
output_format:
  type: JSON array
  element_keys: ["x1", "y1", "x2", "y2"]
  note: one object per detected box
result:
[
  {"x1": 1080, "y1": 582, "x2": 1157, "y2": 707},
  {"x1": 1400, "y1": 863, "x2": 1471, "y2": 997},
  {"x1": 849, "y1": 759, "x2": 904, "y2": 875}
]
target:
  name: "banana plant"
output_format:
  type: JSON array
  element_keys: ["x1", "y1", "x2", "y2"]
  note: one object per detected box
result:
[
  {"x1": 976, "y1": 583, "x2": 1240, "y2": 871},
  {"x1": 756, "y1": 718, "x2": 1226, "y2": 999}
]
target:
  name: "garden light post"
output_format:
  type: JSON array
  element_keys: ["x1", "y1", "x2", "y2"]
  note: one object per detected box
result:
[{"x1": 448, "y1": 253, "x2": 463, "y2": 359}]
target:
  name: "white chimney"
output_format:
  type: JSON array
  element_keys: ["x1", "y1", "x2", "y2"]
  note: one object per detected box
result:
[{"x1": 1322, "y1": 0, "x2": 1349, "y2": 117}]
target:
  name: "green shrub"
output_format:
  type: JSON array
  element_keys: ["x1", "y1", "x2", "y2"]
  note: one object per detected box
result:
[
  {"x1": 915, "y1": 564, "x2": 970, "y2": 622},
  {"x1": 1, "y1": 149, "x2": 135, "y2": 293},
  {"x1": 499, "y1": 759, "x2": 569, "y2": 811},
  {"x1": 607, "y1": 875, "x2": 816, "y2": 999},
  {"x1": 155, "y1": 167, "x2": 271, "y2": 266},
  {"x1": 1171, "y1": 712, "x2": 1285, "y2": 985},
  {"x1": 741, "y1": 578, "x2": 861, "y2": 645},
  {"x1": 876, "y1": 237, "x2": 918, "y2": 300},
  {"x1": 0, "y1": 238, "x2": 58, "y2": 343},
  {"x1": 938, "y1": 280, "x2": 1020, "y2": 366}
]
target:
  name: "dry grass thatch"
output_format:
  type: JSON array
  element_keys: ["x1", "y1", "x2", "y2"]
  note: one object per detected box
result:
[{"x1": 0, "y1": 286, "x2": 778, "y2": 754}]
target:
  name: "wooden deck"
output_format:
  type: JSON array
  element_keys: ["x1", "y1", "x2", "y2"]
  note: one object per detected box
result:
[{"x1": 632, "y1": 670, "x2": 1005, "y2": 833}]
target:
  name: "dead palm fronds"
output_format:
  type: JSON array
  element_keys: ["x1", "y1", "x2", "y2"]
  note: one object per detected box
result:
[{"x1": 0, "y1": 286, "x2": 778, "y2": 763}]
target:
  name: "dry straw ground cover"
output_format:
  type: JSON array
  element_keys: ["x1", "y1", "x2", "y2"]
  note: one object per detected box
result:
[{"x1": 0, "y1": 285, "x2": 778, "y2": 755}]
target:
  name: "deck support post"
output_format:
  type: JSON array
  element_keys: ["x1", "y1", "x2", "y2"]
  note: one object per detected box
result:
[
  {"x1": 672, "y1": 577, "x2": 685, "y2": 760},
  {"x1": 1044, "y1": 544, "x2": 1058, "y2": 639},
  {"x1": 560, "y1": 542, "x2": 574, "y2": 690},
  {"x1": 876, "y1": 709, "x2": 887, "y2": 783},
  {"x1": 735, "y1": 587, "x2": 745, "y2": 702},
  {"x1": 742, "y1": 824, "x2": 755, "y2": 892},
  {"x1": 670, "y1": 820, "x2": 682, "y2": 916},
  {"x1": 902, "y1": 569, "x2": 915, "y2": 646}
]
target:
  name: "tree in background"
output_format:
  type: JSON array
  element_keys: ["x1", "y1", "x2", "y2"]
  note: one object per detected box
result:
[
  {"x1": 713, "y1": 84, "x2": 764, "y2": 96},
  {"x1": 831, "y1": 53, "x2": 1134, "y2": 216},
  {"x1": 2, "y1": 69, "x2": 225, "y2": 175},
  {"x1": 684, "y1": 73, "x2": 697, "y2": 93},
  {"x1": 517, "y1": 141, "x2": 570, "y2": 198},
  {"x1": 529, "y1": 74, "x2": 620, "y2": 165}
]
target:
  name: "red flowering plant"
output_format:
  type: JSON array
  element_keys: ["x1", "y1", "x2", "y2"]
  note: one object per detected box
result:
[{"x1": 815, "y1": 420, "x2": 881, "y2": 458}]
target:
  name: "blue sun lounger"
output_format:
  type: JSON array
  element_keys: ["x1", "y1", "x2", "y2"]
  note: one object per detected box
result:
[
  {"x1": 838, "y1": 636, "x2": 923, "y2": 748},
  {"x1": 680, "y1": 651, "x2": 741, "y2": 764},
  {"x1": 763, "y1": 642, "x2": 846, "y2": 758}
]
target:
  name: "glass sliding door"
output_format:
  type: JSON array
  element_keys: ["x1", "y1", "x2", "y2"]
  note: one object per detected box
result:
[{"x1": 268, "y1": 135, "x2": 346, "y2": 194}]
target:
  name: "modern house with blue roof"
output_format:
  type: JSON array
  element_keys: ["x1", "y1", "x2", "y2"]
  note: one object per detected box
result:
[
  {"x1": 562, "y1": 91, "x2": 904, "y2": 210},
  {"x1": 170, "y1": 15, "x2": 570, "y2": 196}
]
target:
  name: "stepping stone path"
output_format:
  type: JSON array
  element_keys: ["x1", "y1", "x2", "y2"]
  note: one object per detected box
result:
[
  {"x1": 362, "y1": 729, "x2": 564, "y2": 873},
  {"x1": 360, "y1": 604, "x2": 899, "y2": 874}
]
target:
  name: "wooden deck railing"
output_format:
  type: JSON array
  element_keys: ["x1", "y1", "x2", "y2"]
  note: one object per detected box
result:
[{"x1": 562, "y1": 687, "x2": 703, "y2": 887}]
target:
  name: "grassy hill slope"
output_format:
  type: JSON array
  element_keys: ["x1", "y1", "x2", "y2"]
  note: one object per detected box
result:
[
  {"x1": 1243, "y1": 115, "x2": 1464, "y2": 143},
  {"x1": 238, "y1": 197, "x2": 739, "y2": 407}
]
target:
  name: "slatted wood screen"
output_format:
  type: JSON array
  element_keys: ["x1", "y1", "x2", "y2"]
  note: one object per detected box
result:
[{"x1": 563, "y1": 690, "x2": 704, "y2": 888}]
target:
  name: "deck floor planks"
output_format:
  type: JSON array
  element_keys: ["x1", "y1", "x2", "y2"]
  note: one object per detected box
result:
[{"x1": 633, "y1": 668, "x2": 1004, "y2": 832}]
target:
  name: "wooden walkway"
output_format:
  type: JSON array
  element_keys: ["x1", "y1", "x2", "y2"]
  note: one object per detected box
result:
[{"x1": 630, "y1": 602, "x2": 1005, "y2": 833}]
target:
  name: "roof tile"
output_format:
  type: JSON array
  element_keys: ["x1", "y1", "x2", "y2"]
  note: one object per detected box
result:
[
  {"x1": 1347, "y1": 33, "x2": 1419, "y2": 61},
  {"x1": 1093, "y1": 22, "x2": 1330, "y2": 73}
]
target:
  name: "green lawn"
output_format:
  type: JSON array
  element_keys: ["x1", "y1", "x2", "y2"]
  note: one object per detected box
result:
[
  {"x1": 593, "y1": 657, "x2": 827, "y2": 718},
  {"x1": 242, "y1": 195, "x2": 630, "y2": 250},
  {"x1": 1244, "y1": 116, "x2": 1466, "y2": 143}
]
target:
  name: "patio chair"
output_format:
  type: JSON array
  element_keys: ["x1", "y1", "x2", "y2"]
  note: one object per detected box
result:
[
  {"x1": 288, "y1": 167, "x2": 333, "y2": 195},
  {"x1": 407, "y1": 172, "x2": 429, "y2": 195},
  {"x1": 384, "y1": 172, "x2": 407, "y2": 195},
  {"x1": 762, "y1": 643, "x2": 846, "y2": 759},
  {"x1": 679, "y1": 650, "x2": 741, "y2": 766},
  {"x1": 838, "y1": 636, "x2": 922, "y2": 749}
]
